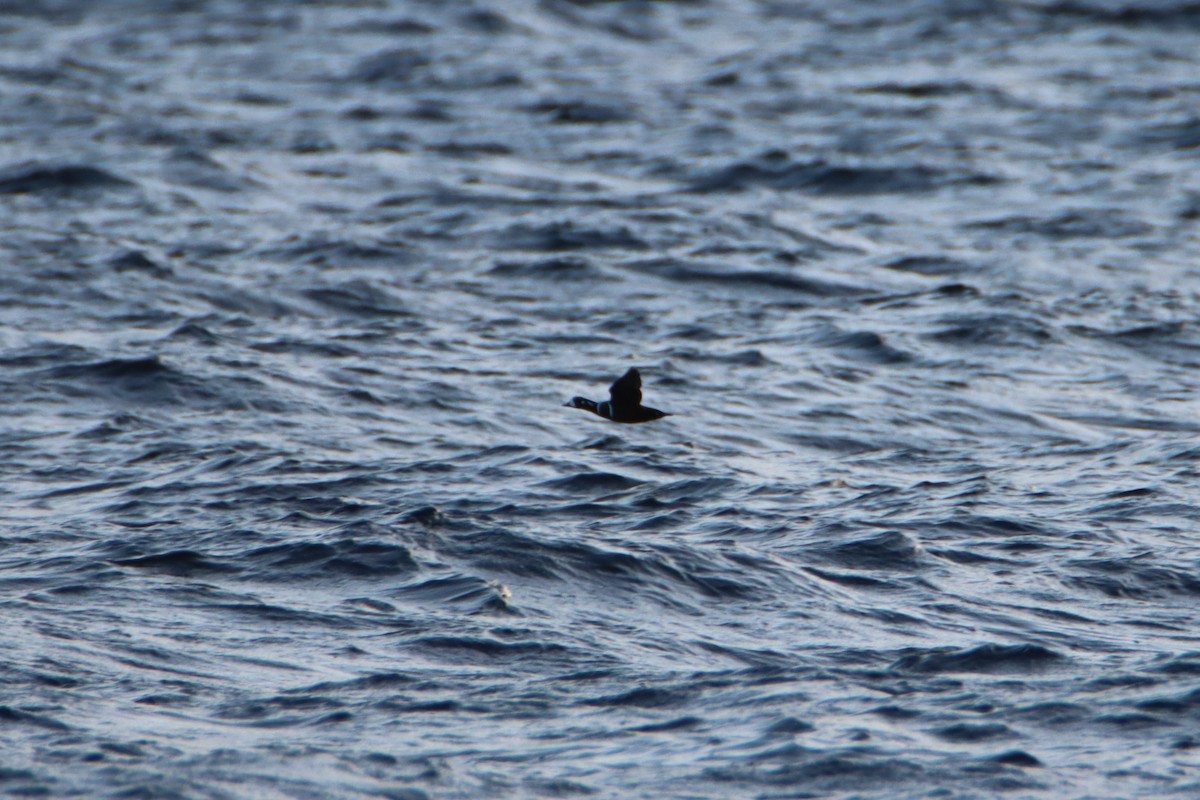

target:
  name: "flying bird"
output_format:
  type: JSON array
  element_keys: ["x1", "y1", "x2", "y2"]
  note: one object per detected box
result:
[{"x1": 563, "y1": 367, "x2": 671, "y2": 423}]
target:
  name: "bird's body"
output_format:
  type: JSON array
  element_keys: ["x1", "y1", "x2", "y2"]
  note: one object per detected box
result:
[{"x1": 563, "y1": 368, "x2": 671, "y2": 423}]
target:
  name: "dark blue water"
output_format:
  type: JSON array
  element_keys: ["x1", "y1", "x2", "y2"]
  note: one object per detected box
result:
[{"x1": 4, "y1": 1, "x2": 1200, "y2": 797}]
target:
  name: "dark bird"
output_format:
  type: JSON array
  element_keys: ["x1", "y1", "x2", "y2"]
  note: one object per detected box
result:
[{"x1": 563, "y1": 367, "x2": 672, "y2": 423}]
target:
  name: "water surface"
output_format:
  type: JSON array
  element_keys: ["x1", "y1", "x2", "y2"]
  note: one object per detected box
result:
[{"x1": 3, "y1": 1, "x2": 1200, "y2": 797}]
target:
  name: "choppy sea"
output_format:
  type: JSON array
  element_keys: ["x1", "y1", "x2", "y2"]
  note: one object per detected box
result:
[{"x1": 4, "y1": 1, "x2": 1200, "y2": 797}]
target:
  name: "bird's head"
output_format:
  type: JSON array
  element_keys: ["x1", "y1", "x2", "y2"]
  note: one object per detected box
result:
[{"x1": 563, "y1": 396, "x2": 597, "y2": 411}]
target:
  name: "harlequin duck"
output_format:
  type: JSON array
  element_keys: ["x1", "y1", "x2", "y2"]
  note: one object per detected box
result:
[{"x1": 563, "y1": 367, "x2": 672, "y2": 423}]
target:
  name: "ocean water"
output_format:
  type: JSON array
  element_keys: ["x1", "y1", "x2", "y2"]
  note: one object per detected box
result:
[{"x1": 3, "y1": 0, "x2": 1200, "y2": 797}]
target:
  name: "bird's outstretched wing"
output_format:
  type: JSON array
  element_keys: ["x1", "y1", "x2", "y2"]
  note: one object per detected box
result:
[{"x1": 608, "y1": 367, "x2": 642, "y2": 413}]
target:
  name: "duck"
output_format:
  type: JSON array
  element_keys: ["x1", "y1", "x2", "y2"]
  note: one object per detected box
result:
[{"x1": 563, "y1": 367, "x2": 672, "y2": 423}]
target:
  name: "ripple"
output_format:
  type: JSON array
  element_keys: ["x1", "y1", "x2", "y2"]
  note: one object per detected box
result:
[
  {"x1": 891, "y1": 644, "x2": 1064, "y2": 674},
  {"x1": 0, "y1": 163, "x2": 135, "y2": 196},
  {"x1": 689, "y1": 155, "x2": 997, "y2": 195},
  {"x1": 112, "y1": 549, "x2": 235, "y2": 577},
  {"x1": 242, "y1": 539, "x2": 418, "y2": 580}
]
